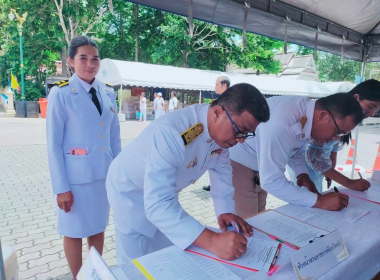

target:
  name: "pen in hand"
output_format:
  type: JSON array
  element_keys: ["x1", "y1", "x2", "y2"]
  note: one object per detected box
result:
[
  {"x1": 358, "y1": 172, "x2": 362, "y2": 179},
  {"x1": 231, "y1": 221, "x2": 240, "y2": 234}
]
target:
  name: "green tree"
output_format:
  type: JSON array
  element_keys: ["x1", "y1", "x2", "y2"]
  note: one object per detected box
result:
[{"x1": 0, "y1": 0, "x2": 62, "y2": 94}]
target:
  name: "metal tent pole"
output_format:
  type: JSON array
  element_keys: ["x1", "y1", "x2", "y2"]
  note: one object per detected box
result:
[
  {"x1": 119, "y1": 84, "x2": 123, "y2": 114},
  {"x1": 350, "y1": 58, "x2": 366, "y2": 179},
  {"x1": 199, "y1": 91, "x2": 202, "y2": 104},
  {"x1": 0, "y1": 240, "x2": 6, "y2": 280}
]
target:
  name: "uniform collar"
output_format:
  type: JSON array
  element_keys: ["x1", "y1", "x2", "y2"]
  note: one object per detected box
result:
[
  {"x1": 199, "y1": 104, "x2": 213, "y2": 144},
  {"x1": 302, "y1": 99, "x2": 316, "y2": 139},
  {"x1": 74, "y1": 73, "x2": 97, "y2": 93}
]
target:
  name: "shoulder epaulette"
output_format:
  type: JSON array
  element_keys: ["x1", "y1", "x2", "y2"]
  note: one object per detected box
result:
[
  {"x1": 105, "y1": 82, "x2": 113, "y2": 88},
  {"x1": 181, "y1": 122, "x2": 204, "y2": 147},
  {"x1": 53, "y1": 79, "x2": 69, "y2": 88}
]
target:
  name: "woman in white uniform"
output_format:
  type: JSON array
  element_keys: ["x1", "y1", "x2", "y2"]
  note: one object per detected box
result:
[
  {"x1": 46, "y1": 36, "x2": 121, "y2": 278},
  {"x1": 155, "y1": 92, "x2": 165, "y2": 119}
]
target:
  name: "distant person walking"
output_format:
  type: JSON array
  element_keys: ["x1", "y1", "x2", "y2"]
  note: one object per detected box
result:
[
  {"x1": 169, "y1": 91, "x2": 178, "y2": 112},
  {"x1": 153, "y1": 92, "x2": 159, "y2": 120},
  {"x1": 155, "y1": 92, "x2": 165, "y2": 119},
  {"x1": 139, "y1": 92, "x2": 147, "y2": 122}
]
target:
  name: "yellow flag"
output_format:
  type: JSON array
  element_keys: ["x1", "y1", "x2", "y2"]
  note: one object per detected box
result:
[{"x1": 11, "y1": 73, "x2": 19, "y2": 91}]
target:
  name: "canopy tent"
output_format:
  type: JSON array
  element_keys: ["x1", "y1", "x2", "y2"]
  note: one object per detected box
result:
[
  {"x1": 126, "y1": 0, "x2": 380, "y2": 62},
  {"x1": 124, "y1": 0, "x2": 379, "y2": 180},
  {"x1": 97, "y1": 58, "x2": 355, "y2": 98}
]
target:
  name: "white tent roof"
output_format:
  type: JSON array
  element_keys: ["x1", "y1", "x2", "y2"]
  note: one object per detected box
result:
[{"x1": 97, "y1": 58, "x2": 355, "y2": 98}]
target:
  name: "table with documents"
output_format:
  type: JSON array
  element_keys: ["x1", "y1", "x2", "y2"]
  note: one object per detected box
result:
[{"x1": 113, "y1": 180, "x2": 380, "y2": 280}]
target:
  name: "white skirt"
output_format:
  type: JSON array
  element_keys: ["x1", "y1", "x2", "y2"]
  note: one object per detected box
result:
[
  {"x1": 155, "y1": 110, "x2": 165, "y2": 119},
  {"x1": 57, "y1": 179, "x2": 110, "y2": 238}
]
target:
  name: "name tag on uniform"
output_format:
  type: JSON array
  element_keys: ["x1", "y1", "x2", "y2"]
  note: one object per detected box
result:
[
  {"x1": 186, "y1": 157, "x2": 198, "y2": 169},
  {"x1": 210, "y1": 149, "x2": 222, "y2": 157}
]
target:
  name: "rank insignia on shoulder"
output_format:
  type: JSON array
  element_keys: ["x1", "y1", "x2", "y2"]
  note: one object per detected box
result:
[
  {"x1": 181, "y1": 122, "x2": 204, "y2": 147},
  {"x1": 105, "y1": 82, "x2": 113, "y2": 87},
  {"x1": 53, "y1": 79, "x2": 69, "y2": 87},
  {"x1": 299, "y1": 115, "x2": 307, "y2": 129},
  {"x1": 186, "y1": 157, "x2": 198, "y2": 169},
  {"x1": 210, "y1": 149, "x2": 222, "y2": 157}
]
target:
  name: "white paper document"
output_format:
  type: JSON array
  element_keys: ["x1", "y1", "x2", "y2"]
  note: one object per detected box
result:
[
  {"x1": 246, "y1": 210, "x2": 330, "y2": 248},
  {"x1": 339, "y1": 187, "x2": 380, "y2": 204},
  {"x1": 310, "y1": 206, "x2": 370, "y2": 223},
  {"x1": 133, "y1": 245, "x2": 241, "y2": 280},
  {"x1": 77, "y1": 247, "x2": 117, "y2": 280},
  {"x1": 187, "y1": 237, "x2": 280, "y2": 272}
]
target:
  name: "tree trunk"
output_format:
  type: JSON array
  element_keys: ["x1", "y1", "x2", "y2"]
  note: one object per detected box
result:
[
  {"x1": 61, "y1": 45, "x2": 69, "y2": 77},
  {"x1": 119, "y1": 8, "x2": 123, "y2": 58},
  {"x1": 134, "y1": 4, "x2": 139, "y2": 62},
  {"x1": 182, "y1": 53, "x2": 189, "y2": 68}
]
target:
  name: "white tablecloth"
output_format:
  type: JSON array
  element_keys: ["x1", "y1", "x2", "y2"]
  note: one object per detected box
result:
[{"x1": 114, "y1": 181, "x2": 380, "y2": 280}]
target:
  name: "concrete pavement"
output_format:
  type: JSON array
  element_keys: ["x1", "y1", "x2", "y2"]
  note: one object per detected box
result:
[{"x1": 1, "y1": 117, "x2": 379, "y2": 279}]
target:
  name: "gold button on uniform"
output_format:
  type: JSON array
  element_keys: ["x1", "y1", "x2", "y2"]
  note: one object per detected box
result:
[
  {"x1": 301, "y1": 133, "x2": 305, "y2": 139},
  {"x1": 100, "y1": 134, "x2": 103, "y2": 138},
  {"x1": 100, "y1": 122, "x2": 103, "y2": 125},
  {"x1": 100, "y1": 147, "x2": 104, "y2": 151}
]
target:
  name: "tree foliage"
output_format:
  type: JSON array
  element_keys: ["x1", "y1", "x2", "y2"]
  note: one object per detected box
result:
[{"x1": 0, "y1": 0, "x2": 296, "y2": 99}]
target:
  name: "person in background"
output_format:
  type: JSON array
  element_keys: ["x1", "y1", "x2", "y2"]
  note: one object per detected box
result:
[
  {"x1": 106, "y1": 83, "x2": 270, "y2": 264},
  {"x1": 139, "y1": 92, "x2": 147, "y2": 122},
  {"x1": 169, "y1": 91, "x2": 178, "y2": 112},
  {"x1": 229, "y1": 93, "x2": 364, "y2": 218},
  {"x1": 203, "y1": 76, "x2": 230, "y2": 191},
  {"x1": 155, "y1": 92, "x2": 165, "y2": 119},
  {"x1": 136, "y1": 109, "x2": 141, "y2": 120},
  {"x1": 215, "y1": 76, "x2": 230, "y2": 95},
  {"x1": 153, "y1": 92, "x2": 158, "y2": 119},
  {"x1": 46, "y1": 36, "x2": 121, "y2": 278},
  {"x1": 287, "y1": 79, "x2": 380, "y2": 193}
]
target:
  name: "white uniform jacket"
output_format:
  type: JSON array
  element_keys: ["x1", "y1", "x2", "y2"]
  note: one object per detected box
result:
[
  {"x1": 229, "y1": 96, "x2": 318, "y2": 207},
  {"x1": 47, "y1": 74, "x2": 121, "y2": 195},
  {"x1": 106, "y1": 104, "x2": 235, "y2": 250}
]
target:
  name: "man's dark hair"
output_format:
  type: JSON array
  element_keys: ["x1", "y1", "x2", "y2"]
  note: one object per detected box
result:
[
  {"x1": 316, "y1": 93, "x2": 364, "y2": 124},
  {"x1": 348, "y1": 79, "x2": 380, "y2": 102},
  {"x1": 220, "y1": 77, "x2": 230, "y2": 88},
  {"x1": 69, "y1": 36, "x2": 98, "y2": 59},
  {"x1": 211, "y1": 83, "x2": 270, "y2": 123}
]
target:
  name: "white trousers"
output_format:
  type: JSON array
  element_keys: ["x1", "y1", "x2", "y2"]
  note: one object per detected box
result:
[
  {"x1": 115, "y1": 227, "x2": 173, "y2": 265},
  {"x1": 139, "y1": 109, "x2": 146, "y2": 121}
]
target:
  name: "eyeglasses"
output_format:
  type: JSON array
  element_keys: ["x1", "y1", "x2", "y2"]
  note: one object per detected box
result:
[
  {"x1": 323, "y1": 107, "x2": 348, "y2": 137},
  {"x1": 222, "y1": 106, "x2": 255, "y2": 139}
]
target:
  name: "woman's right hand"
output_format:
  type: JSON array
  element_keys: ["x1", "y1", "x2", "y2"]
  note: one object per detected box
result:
[
  {"x1": 347, "y1": 179, "x2": 371, "y2": 192},
  {"x1": 57, "y1": 191, "x2": 74, "y2": 213}
]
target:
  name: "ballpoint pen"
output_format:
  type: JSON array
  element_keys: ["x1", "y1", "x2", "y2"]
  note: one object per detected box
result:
[
  {"x1": 358, "y1": 172, "x2": 362, "y2": 179},
  {"x1": 231, "y1": 221, "x2": 240, "y2": 234}
]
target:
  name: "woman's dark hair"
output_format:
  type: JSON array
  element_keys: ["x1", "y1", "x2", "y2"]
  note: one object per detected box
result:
[
  {"x1": 340, "y1": 132, "x2": 352, "y2": 146},
  {"x1": 68, "y1": 36, "x2": 98, "y2": 59},
  {"x1": 348, "y1": 79, "x2": 380, "y2": 102}
]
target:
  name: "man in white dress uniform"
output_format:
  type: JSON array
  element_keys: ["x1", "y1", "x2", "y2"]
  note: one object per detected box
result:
[
  {"x1": 106, "y1": 83, "x2": 270, "y2": 264},
  {"x1": 229, "y1": 93, "x2": 364, "y2": 216}
]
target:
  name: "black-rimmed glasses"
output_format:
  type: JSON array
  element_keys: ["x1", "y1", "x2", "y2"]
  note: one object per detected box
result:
[
  {"x1": 323, "y1": 107, "x2": 348, "y2": 137},
  {"x1": 222, "y1": 107, "x2": 256, "y2": 139}
]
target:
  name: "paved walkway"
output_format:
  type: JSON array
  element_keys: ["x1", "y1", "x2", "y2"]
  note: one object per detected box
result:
[{"x1": 0, "y1": 118, "x2": 379, "y2": 279}]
